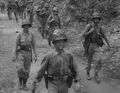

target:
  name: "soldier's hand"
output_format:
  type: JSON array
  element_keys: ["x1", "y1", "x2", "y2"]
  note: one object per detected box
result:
[
  {"x1": 73, "y1": 79, "x2": 82, "y2": 93},
  {"x1": 12, "y1": 56, "x2": 17, "y2": 62}
]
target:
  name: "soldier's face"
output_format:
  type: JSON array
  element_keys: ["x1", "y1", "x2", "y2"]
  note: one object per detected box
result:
[
  {"x1": 54, "y1": 40, "x2": 66, "y2": 50},
  {"x1": 93, "y1": 18, "x2": 101, "y2": 24},
  {"x1": 23, "y1": 25, "x2": 30, "y2": 32}
]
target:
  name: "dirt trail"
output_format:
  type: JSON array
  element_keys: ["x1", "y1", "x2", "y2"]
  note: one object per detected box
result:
[{"x1": 0, "y1": 13, "x2": 120, "y2": 93}]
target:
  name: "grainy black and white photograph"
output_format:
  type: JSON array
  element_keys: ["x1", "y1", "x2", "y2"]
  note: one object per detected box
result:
[{"x1": 0, "y1": 0, "x2": 120, "y2": 93}]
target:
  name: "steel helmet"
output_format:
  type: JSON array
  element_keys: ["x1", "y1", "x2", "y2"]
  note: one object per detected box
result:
[
  {"x1": 45, "y1": 3, "x2": 49, "y2": 8},
  {"x1": 52, "y1": 29, "x2": 67, "y2": 43},
  {"x1": 92, "y1": 12, "x2": 101, "y2": 20},
  {"x1": 53, "y1": 7, "x2": 58, "y2": 12},
  {"x1": 21, "y1": 20, "x2": 32, "y2": 28}
]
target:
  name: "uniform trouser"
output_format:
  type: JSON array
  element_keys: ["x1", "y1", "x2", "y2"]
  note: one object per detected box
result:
[
  {"x1": 48, "y1": 30, "x2": 53, "y2": 46},
  {"x1": 17, "y1": 51, "x2": 32, "y2": 79},
  {"x1": 13, "y1": 10, "x2": 19, "y2": 21},
  {"x1": 41, "y1": 24, "x2": 45, "y2": 37},
  {"x1": 1, "y1": 6, "x2": 5, "y2": 13},
  {"x1": 7, "y1": 9, "x2": 12, "y2": 19},
  {"x1": 86, "y1": 43, "x2": 102, "y2": 74},
  {"x1": 48, "y1": 80, "x2": 69, "y2": 93},
  {"x1": 41, "y1": 18, "x2": 47, "y2": 37}
]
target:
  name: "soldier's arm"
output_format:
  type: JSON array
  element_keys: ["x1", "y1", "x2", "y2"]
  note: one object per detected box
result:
[
  {"x1": 34, "y1": 55, "x2": 50, "y2": 82},
  {"x1": 69, "y1": 54, "x2": 81, "y2": 81},
  {"x1": 82, "y1": 24, "x2": 92, "y2": 37},
  {"x1": 31, "y1": 33, "x2": 37, "y2": 57},
  {"x1": 12, "y1": 34, "x2": 20, "y2": 59},
  {"x1": 101, "y1": 27, "x2": 110, "y2": 47}
]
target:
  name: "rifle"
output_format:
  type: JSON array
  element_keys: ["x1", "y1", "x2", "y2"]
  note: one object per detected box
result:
[{"x1": 44, "y1": 74, "x2": 48, "y2": 89}]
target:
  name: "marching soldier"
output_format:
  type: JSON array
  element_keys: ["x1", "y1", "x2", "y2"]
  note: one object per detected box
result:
[
  {"x1": 32, "y1": 29, "x2": 81, "y2": 93},
  {"x1": 12, "y1": 19, "x2": 37, "y2": 90},
  {"x1": 0, "y1": 1, "x2": 5, "y2": 13},
  {"x1": 47, "y1": 7, "x2": 61, "y2": 46},
  {"x1": 26, "y1": 0, "x2": 34, "y2": 25},
  {"x1": 7, "y1": 0, "x2": 13, "y2": 20},
  {"x1": 40, "y1": 3, "x2": 50, "y2": 38},
  {"x1": 36, "y1": 2, "x2": 50, "y2": 38},
  {"x1": 82, "y1": 12, "x2": 110, "y2": 83},
  {"x1": 12, "y1": 0, "x2": 19, "y2": 22}
]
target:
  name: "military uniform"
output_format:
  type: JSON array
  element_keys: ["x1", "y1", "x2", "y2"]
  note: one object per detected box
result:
[
  {"x1": 0, "y1": 2, "x2": 5, "y2": 13},
  {"x1": 37, "y1": 3, "x2": 50, "y2": 38},
  {"x1": 12, "y1": 1, "x2": 19, "y2": 21},
  {"x1": 26, "y1": 0, "x2": 34, "y2": 24},
  {"x1": 19, "y1": 0, "x2": 27, "y2": 19},
  {"x1": 32, "y1": 29, "x2": 80, "y2": 93},
  {"x1": 7, "y1": 1, "x2": 13, "y2": 20},
  {"x1": 83, "y1": 12, "x2": 110, "y2": 82},
  {"x1": 47, "y1": 7, "x2": 61, "y2": 46},
  {"x1": 13, "y1": 20, "x2": 37, "y2": 89}
]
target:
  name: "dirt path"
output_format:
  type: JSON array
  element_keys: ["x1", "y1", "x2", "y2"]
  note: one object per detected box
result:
[{"x1": 0, "y1": 13, "x2": 120, "y2": 93}]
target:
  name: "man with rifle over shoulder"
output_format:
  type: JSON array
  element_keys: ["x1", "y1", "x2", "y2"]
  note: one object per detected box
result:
[
  {"x1": 82, "y1": 12, "x2": 110, "y2": 83},
  {"x1": 32, "y1": 29, "x2": 81, "y2": 93}
]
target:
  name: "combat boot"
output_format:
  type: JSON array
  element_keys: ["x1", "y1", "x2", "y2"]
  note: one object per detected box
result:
[
  {"x1": 23, "y1": 78, "x2": 28, "y2": 90},
  {"x1": 18, "y1": 77, "x2": 23, "y2": 90},
  {"x1": 87, "y1": 71, "x2": 91, "y2": 80},
  {"x1": 86, "y1": 66, "x2": 91, "y2": 80},
  {"x1": 94, "y1": 72, "x2": 100, "y2": 83}
]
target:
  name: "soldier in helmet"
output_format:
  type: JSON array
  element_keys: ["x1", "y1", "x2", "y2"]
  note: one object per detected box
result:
[
  {"x1": 12, "y1": 0, "x2": 19, "y2": 22},
  {"x1": 32, "y1": 29, "x2": 81, "y2": 93},
  {"x1": 47, "y1": 7, "x2": 61, "y2": 46},
  {"x1": 82, "y1": 12, "x2": 110, "y2": 83},
  {"x1": 36, "y1": 2, "x2": 50, "y2": 38},
  {"x1": 12, "y1": 19, "x2": 37, "y2": 90},
  {"x1": 26, "y1": 0, "x2": 34, "y2": 24}
]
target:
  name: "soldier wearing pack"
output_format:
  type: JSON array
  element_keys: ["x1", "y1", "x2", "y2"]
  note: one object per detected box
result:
[
  {"x1": 36, "y1": 2, "x2": 50, "y2": 38},
  {"x1": 26, "y1": 0, "x2": 34, "y2": 25},
  {"x1": 32, "y1": 29, "x2": 80, "y2": 93},
  {"x1": 12, "y1": 20, "x2": 37, "y2": 90},
  {"x1": 47, "y1": 7, "x2": 61, "y2": 46},
  {"x1": 12, "y1": 0, "x2": 19, "y2": 21},
  {"x1": 82, "y1": 12, "x2": 110, "y2": 83}
]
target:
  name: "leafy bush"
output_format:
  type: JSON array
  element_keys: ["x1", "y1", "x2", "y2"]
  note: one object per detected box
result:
[{"x1": 66, "y1": 0, "x2": 120, "y2": 22}]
